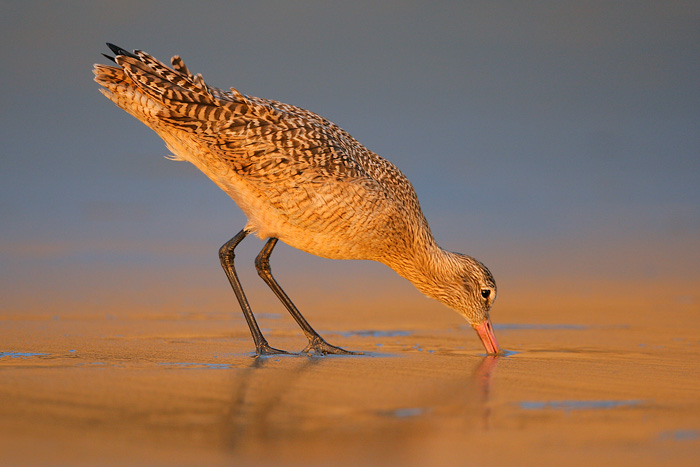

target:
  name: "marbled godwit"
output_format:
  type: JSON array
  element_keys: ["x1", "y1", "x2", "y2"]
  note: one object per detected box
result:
[{"x1": 93, "y1": 44, "x2": 500, "y2": 356}]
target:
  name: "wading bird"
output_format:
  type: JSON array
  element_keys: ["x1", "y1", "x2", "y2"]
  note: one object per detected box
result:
[{"x1": 94, "y1": 43, "x2": 500, "y2": 356}]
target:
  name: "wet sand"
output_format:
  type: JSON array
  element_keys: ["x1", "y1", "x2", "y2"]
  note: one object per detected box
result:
[{"x1": 2, "y1": 277, "x2": 699, "y2": 466}]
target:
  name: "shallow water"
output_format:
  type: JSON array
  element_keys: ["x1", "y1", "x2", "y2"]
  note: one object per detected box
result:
[{"x1": 1, "y1": 295, "x2": 699, "y2": 466}]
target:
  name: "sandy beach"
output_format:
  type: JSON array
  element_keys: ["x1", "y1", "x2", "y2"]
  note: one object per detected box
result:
[
  {"x1": 3, "y1": 3, "x2": 699, "y2": 466},
  {"x1": 2, "y1": 275, "x2": 699, "y2": 466}
]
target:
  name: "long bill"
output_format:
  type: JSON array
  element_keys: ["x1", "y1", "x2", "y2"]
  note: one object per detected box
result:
[{"x1": 472, "y1": 318, "x2": 500, "y2": 355}]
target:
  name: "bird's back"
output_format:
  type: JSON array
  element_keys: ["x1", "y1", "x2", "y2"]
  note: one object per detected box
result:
[{"x1": 94, "y1": 47, "x2": 434, "y2": 263}]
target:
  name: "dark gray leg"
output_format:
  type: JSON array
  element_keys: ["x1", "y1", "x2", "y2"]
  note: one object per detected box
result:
[
  {"x1": 219, "y1": 229, "x2": 288, "y2": 356},
  {"x1": 255, "y1": 237, "x2": 360, "y2": 355}
]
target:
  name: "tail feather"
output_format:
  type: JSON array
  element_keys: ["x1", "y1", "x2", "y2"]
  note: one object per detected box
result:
[
  {"x1": 94, "y1": 43, "x2": 282, "y2": 137},
  {"x1": 170, "y1": 55, "x2": 192, "y2": 77},
  {"x1": 132, "y1": 49, "x2": 217, "y2": 105},
  {"x1": 95, "y1": 44, "x2": 239, "y2": 118},
  {"x1": 93, "y1": 62, "x2": 165, "y2": 123},
  {"x1": 106, "y1": 43, "x2": 137, "y2": 59}
]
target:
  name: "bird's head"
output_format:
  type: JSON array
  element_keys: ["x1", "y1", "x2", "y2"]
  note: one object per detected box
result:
[{"x1": 410, "y1": 252, "x2": 500, "y2": 355}]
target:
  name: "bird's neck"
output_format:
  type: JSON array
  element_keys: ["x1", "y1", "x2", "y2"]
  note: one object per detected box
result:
[{"x1": 383, "y1": 235, "x2": 460, "y2": 302}]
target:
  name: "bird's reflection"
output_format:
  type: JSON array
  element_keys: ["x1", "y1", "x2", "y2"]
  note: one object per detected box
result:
[
  {"x1": 471, "y1": 355, "x2": 500, "y2": 429},
  {"x1": 224, "y1": 354, "x2": 321, "y2": 449},
  {"x1": 221, "y1": 353, "x2": 501, "y2": 455}
]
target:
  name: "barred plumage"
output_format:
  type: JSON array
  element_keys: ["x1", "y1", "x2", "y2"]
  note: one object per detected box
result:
[{"x1": 93, "y1": 43, "x2": 501, "y2": 355}]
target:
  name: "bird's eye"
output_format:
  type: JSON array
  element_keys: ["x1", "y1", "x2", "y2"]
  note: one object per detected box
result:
[{"x1": 481, "y1": 289, "x2": 491, "y2": 299}]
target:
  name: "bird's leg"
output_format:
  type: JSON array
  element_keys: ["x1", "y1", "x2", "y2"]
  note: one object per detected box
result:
[
  {"x1": 255, "y1": 238, "x2": 361, "y2": 356},
  {"x1": 219, "y1": 229, "x2": 289, "y2": 356}
]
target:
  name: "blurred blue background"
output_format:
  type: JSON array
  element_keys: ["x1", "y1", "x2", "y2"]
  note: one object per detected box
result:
[{"x1": 1, "y1": 1, "x2": 698, "y2": 320}]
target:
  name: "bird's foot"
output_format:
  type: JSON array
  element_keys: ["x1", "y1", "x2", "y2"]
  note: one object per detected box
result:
[
  {"x1": 255, "y1": 342, "x2": 291, "y2": 357},
  {"x1": 302, "y1": 337, "x2": 362, "y2": 356}
]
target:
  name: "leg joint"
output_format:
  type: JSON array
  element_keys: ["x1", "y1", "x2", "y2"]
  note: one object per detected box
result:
[
  {"x1": 255, "y1": 238, "x2": 277, "y2": 277},
  {"x1": 254, "y1": 249, "x2": 271, "y2": 275},
  {"x1": 219, "y1": 229, "x2": 248, "y2": 266},
  {"x1": 219, "y1": 242, "x2": 235, "y2": 263}
]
